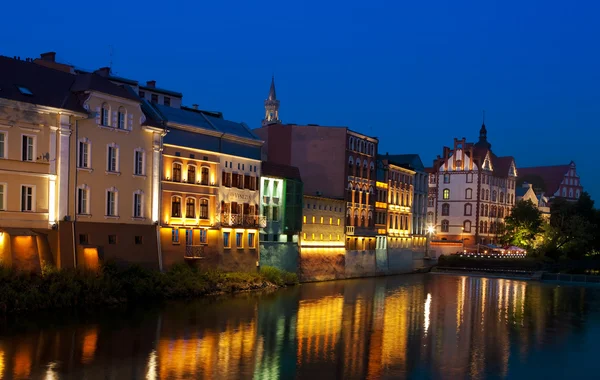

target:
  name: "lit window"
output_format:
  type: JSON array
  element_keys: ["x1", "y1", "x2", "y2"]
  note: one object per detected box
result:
[
  {"x1": 200, "y1": 199, "x2": 209, "y2": 219},
  {"x1": 186, "y1": 198, "x2": 195, "y2": 218},
  {"x1": 320, "y1": 216, "x2": 324, "y2": 224},
  {"x1": 303, "y1": 215, "x2": 307, "y2": 224},
  {"x1": 223, "y1": 231, "x2": 231, "y2": 248},
  {"x1": 171, "y1": 196, "x2": 181, "y2": 217},
  {"x1": 337, "y1": 218, "x2": 340, "y2": 226},
  {"x1": 236, "y1": 232, "x2": 243, "y2": 247},
  {"x1": 443, "y1": 189, "x2": 450, "y2": 200},
  {"x1": 312, "y1": 216, "x2": 316, "y2": 223},
  {"x1": 330, "y1": 217, "x2": 333, "y2": 225}
]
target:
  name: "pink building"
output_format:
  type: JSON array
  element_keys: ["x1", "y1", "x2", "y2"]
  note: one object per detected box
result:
[{"x1": 518, "y1": 161, "x2": 583, "y2": 201}]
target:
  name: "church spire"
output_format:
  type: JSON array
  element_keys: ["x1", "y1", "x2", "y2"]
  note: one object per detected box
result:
[
  {"x1": 474, "y1": 110, "x2": 492, "y2": 150},
  {"x1": 262, "y1": 75, "x2": 281, "y2": 126}
]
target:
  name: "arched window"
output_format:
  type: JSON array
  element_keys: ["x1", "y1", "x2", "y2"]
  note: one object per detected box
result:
[
  {"x1": 569, "y1": 188, "x2": 573, "y2": 198},
  {"x1": 349, "y1": 137, "x2": 354, "y2": 150},
  {"x1": 360, "y1": 210, "x2": 366, "y2": 226},
  {"x1": 347, "y1": 208, "x2": 352, "y2": 226},
  {"x1": 200, "y1": 198, "x2": 209, "y2": 219},
  {"x1": 201, "y1": 166, "x2": 210, "y2": 185},
  {"x1": 368, "y1": 211, "x2": 373, "y2": 227},
  {"x1": 356, "y1": 158, "x2": 361, "y2": 177},
  {"x1": 464, "y1": 203, "x2": 472, "y2": 216},
  {"x1": 485, "y1": 189, "x2": 489, "y2": 200},
  {"x1": 465, "y1": 188, "x2": 472, "y2": 199},
  {"x1": 441, "y1": 220, "x2": 449, "y2": 232},
  {"x1": 479, "y1": 220, "x2": 484, "y2": 233},
  {"x1": 427, "y1": 211, "x2": 433, "y2": 224},
  {"x1": 576, "y1": 189, "x2": 581, "y2": 198},
  {"x1": 484, "y1": 221, "x2": 488, "y2": 233},
  {"x1": 443, "y1": 189, "x2": 450, "y2": 200},
  {"x1": 117, "y1": 106, "x2": 126, "y2": 129},
  {"x1": 348, "y1": 156, "x2": 354, "y2": 175},
  {"x1": 101, "y1": 103, "x2": 110, "y2": 126},
  {"x1": 370, "y1": 162, "x2": 375, "y2": 179},
  {"x1": 492, "y1": 190, "x2": 497, "y2": 202},
  {"x1": 500, "y1": 192, "x2": 504, "y2": 203},
  {"x1": 354, "y1": 209, "x2": 358, "y2": 226},
  {"x1": 185, "y1": 198, "x2": 196, "y2": 218},
  {"x1": 443, "y1": 173, "x2": 450, "y2": 183},
  {"x1": 171, "y1": 196, "x2": 182, "y2": 218},
  {"x1": 363, "y1": 161, "x2": 368, "y2": 178},
  {"x1": 442, "y1": 203, "x2": 450, "y2": 216},
  {"x1": 464, "y1": 220, "x2": 471, "y2": 233},
  {"x1": 187, "y1": 165, "x2": 196, "y2": 184},
  {"x1": 172, "y1": 163, "x2": 182, "y2": 182}
]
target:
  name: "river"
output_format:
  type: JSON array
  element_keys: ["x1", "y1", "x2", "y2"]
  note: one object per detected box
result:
[{"x1": 1, "y1": 274, "x2": 600, "y2": 379}]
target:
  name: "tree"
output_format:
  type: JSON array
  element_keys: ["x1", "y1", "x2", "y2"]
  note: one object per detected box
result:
[{"x1": 502, "y1": 200, "x2": 543, "y2": 250}]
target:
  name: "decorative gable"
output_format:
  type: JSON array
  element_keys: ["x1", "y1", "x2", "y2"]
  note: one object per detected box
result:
[{"x1": 482, "y1": 153, "x2": 493, "y2": 171}]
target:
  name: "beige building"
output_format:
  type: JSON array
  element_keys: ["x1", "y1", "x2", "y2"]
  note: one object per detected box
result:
[{"x1": 301, "y1": 195, "x2": 346, "y2": 248}]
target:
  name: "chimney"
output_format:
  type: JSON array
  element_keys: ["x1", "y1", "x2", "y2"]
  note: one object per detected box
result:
[
  {"x1": 95, "y1": 67, "x2": 111, "y2": 77},
  {"x1": 192, "y1": 104, "x2": 199, "y2": 110},
  {"x1": 40, "y1": 52, "x2": 56, "y2": 62},
  {"x1": 146, "y1": 80, "x2": 156, "y2": 88}
]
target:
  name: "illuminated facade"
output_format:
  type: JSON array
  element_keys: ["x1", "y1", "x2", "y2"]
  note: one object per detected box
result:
[
  {"x1": 147, "y1": 103, "x2": 263, "y2": 271},
  {"x1": 301, "y1": 195, "x2": 345, "y2": 248},
  {"x1": 427, "y1": 122, "x2": 517, "y2": 245}
]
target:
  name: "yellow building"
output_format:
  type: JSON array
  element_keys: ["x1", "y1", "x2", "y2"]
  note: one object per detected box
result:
[
  {"x1": 146, "y1": 104, "x2": 264, "y2": 271},
  {"x1": 0, "y1": 55, "x2": 86, "y2": 271},
  {"x1": 300, "y1": 195, "x2": 345, "y2": 248}
]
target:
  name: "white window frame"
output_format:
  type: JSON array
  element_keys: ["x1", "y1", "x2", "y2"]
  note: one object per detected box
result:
[
  {"x1": 78, "y1": 138, "x2": 92, "y2": 169},
  {"x1": 248, "y1": 232, "x2": 255, "y2": 248},
  {"x1": 133, "y1": 148, "x2": 145, "y2": 176},
  {"x1": 117, "y1": 107, "x2": 126, "y2": 130},
  {"x1": 21, "y1": 184, "x2": 35, "y2": 212},
  {"x1": 133, "y1": 190, "x2": 144, "y2": 218},
  {"x1": 77, "y1": 184, "x2": 90, "y2": 215},
  {"x1": 101, "y1": 103, "x2": 111, "y2": 126},
  {"x1": 0, "y1": 182, "x2": 6, "y2": 211},
  {"x1": 21, "y1": 134, "x2": 36, "y2": 162},
  {"x1": 107, "y1": 143, "x2": 120, "y2": 173},
  {"x1": 106, "y1": 187, "x2": 119, "y2": 217},
  {"x1": 236, "y1": 232, "x2": 243, "y2": 248},
  {"x1": 0, "y1": 131, "x2": 6, "y2": 159}
]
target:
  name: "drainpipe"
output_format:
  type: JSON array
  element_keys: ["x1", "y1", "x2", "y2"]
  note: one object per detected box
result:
[{"x1": 72, "y1": 119, "x2": 78, "y2": 268}]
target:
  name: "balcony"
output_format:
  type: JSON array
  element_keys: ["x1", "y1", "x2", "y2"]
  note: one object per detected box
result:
[
  {"x1": 346, "y1": 226, "x2": 355, "y2": 235},
  {"x1": 185, "y1": 245, "x2": 205, "y2": 259},
  {"x1": 220, "y1": 213, "x2": 267, "y2": 228}
]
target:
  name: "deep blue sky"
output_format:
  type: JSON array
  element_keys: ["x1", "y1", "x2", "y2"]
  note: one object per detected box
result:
[{"x1": 4, "y1": 0, "x2": 599, "y2": 198}]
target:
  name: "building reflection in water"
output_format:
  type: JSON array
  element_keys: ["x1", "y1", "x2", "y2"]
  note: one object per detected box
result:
[{"x1": 0, "y1": 275, "x2": 597, "y2": 379}]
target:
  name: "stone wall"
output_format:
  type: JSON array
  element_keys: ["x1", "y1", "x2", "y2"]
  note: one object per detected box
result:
[
  {"x1": 345, "y1": 250, "x2": 378, "y2": 278},
  {"x1": 299, "y1": 248, "x2": 345, "y2": 282},
  {"x1": 259, "y1": 242, "x2": 299, "y2": 273}
]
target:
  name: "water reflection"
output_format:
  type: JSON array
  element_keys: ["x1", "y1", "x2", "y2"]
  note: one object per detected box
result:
[{"x1": 1, "y1": 275, "x2": 600, "y2": 379}]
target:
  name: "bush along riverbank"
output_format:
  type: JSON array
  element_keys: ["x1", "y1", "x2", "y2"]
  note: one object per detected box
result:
[{"x1": 0, "y1": 264, "x2": 298, "y2": 314}]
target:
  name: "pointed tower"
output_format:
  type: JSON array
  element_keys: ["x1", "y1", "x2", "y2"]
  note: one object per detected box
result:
[
  {"x1": 474, "y1": 112, "x2": 492, "y2": 150},
  {"x1": 262, "y1": 76, "x2": 281, "y2": 126}
]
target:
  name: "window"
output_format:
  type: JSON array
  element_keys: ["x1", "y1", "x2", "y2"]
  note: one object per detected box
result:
[
  {"x1": 151, "y1": 94, "x2": 158, "y2": 103},
  {"x1": 199, "y1": 199, "x2": 209, "y2": 219},
  {"x1": 492, "y1": 191, "x2": 497, "y2": 202},
  {"x1": 329, "y1": 217, "x2": 333, "y2": 225},
  {"x1": 78, "y1": 140, "x2": 90, "y2": 168},
  {"x1": 108, "y1": 235, "x2": 117, "y2": 244},
  {"x1": 21, "y1": 185, "x2": 34, "y2": 211},
  {"x1": 464, "y1": 220, "x2": 471, "y2": 233},
  {"x1": 172, "y1": 163, "x2": 182, "y2": 182},
  {"x1": 186, "y1": 198, "x2": 195, "y2": 218},
  {"x1": 443, "y1": 173, "x2": 450, "y2": 183},
  {"x1": 465, "y1": 188, "x2": 472, "y2": 199},
  {"x1": 576, "y1": 189, "x2": 581, "y2": 198},
  {"x1": 428, "y1": 196, "x2": 434, "y2": 207},
  {"x1": 500, "y1": 192, "x2": 504, "y2": 203},
  {"x1": 443, "y1": 189, "x2": 450, "y2": 200},
  {"x1": 201, "y1": 167, "x2": 209, "y2": 185},
  {"x1": 272, "y1": 205, "x2": 279, "y2": 221},
  {"x1": 187, "y1": 165, "x2": 196, "y2": 183},
  {"x1": 236, "y1": 232, "x2": 243, "y2": 247},
  {"x1": 485, "y1": 189, "x2": 489, "y2": 200},
  {"x1": 164, "y1": 96, "x2": 171, "y2": 106},
  {"x1": 312, "y1": 216, "x2": 316, "y2": 224},
  {"x1": 464, "y1": 203, "x2": 472, "y2": 216},
  {"x1": 0, "y1": 183, "x2": 4, "y2": 210},
  {"x1": 442, "y1": 203, "x2": 449, "y2": 216},
  {"x1": 0, "y1": 132, "x2": 6, "y2": 158},
  {"x1": 441, "y1": 220, "x2": 449, "y2": 232},
  {"x1": 222, "y1": 171, "x2": 232, "y2": 187},
  {"x1": 107, "y1": 145, "x2": 119, "y2": 172},
  {"x1": 223, "y1": 231, "x2": 231, "y2": 248},
  {"x1": 199, "y1": 229, "x2": 207, "y2": 244},
  {"x1": 134, "y1": 192, "x2": 143, "y2": 218},
  {"x1": 79, "y1": 234, "x2": 88, "y2": 244},
  {"x1": 117, "y1": 107, "x2": 126, "y2": 129},
  {"x1": 569, "y1": 189, "x2": 573, "y2": 198},
  {"x1": 22, "y1": 135, "x2": 35, "y2": 161},
  {"x1": 172, "y1": 228, "x2": 180, "y2": 243},
  {"x1": 466, "y1": 173, "x2": 473, "y2": 183},
  {"x1": 320, "y1": 216, "x2": 324, "y2": 224},
  {"x1": 77, "y1": 186, "x2": 89, "y2": 215},
  {"x1": 427, "y1": 212, "x2": 433, "y2": 224},
  {"x1": 134, "y1": 150, "x2": 144, "y2": 175},
  {"x1": 171, "y1": 196, "x2": 182, "y2": 217},
  {"x1": 106, "y1": 188, "x2": 117, "y2": 216},
  {"x1": 303, "y1": 215, "x2": 307, "y2": 224},
  {"x1": 101, "y1": 103, "x2": 110, "y2": 126},
  {"x1": 134, "y1": 236, "x2": 143, "y2": 245},
  {"x1": 139, "y1": 90, "x2": 145, "y2": 99}
]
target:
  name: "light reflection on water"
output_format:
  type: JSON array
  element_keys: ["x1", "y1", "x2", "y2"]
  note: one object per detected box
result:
[{"x1": 1, "y1": 274, "x2": 600, "y2": 379}]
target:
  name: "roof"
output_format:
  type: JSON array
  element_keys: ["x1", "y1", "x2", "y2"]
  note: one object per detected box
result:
[
  {"x1": 0, "y1": 56, "x2": 84, "y2": 113},
  {"x1": 71, "y1": 73, "x2": 140, "y2": 102},
  {"x1": 139, "y1": 84, "x2": 183, "y2": 97},
  {"x1": 381, "y1": 154, "x2": 425, "y2": 172},
  {"x1": 261, "y1": 161, "x2": 302, "y2": 181},
  {"x1": 492, "y1": 156, "x2": 515, "y2": 177},
  {"x1": 151, "y1": 103, "x2": 260, "y2": 141},
  {"x1": 268, "y1": 76, "x2": 276, "y2": 101},
  {"x1": 518, "y1": 164, "x2": 571, "y2": 196}
]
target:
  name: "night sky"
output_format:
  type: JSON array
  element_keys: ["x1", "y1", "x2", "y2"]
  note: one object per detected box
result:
[{"x1": 4, "y1": 0, "x2": 599, "y2": 198}]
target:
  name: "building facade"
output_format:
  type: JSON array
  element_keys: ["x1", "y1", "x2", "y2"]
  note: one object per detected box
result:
[
  {"x1": 259, "y1": 161, "x2": 303, "y2": 272},
  {"x1": 427, "y1": 123, "x2": 517, "y2": 246},
  {"x1": 518, "y1": 161, "x2": 583, "y2": 202}
]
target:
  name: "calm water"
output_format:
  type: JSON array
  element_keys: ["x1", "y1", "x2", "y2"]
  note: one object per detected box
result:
[{"x1": 1, "y1": 274, "x2": 600, "y2": 379}]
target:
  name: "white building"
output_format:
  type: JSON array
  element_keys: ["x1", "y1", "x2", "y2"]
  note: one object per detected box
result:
[{"x1": 427, "y1": 123, "x2": 517, "y2": 246}]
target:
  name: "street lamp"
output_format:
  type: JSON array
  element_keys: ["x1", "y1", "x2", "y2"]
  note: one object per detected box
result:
[
  {"x1": 461, "y1": 227, "x2": 465, "y2": 253},
  {"x1": 425, "y1": 225, "x2": 435, "y2": 259}
]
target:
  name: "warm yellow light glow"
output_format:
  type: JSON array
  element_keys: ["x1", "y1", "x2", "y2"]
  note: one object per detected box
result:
[
  {"x1": 83, "y1": 248, "x2": 99, "y2": 270},
  {"x1": 221, "y1": 228, "x2": 232, "y2": 232},
  {"x1": 376, "y1": 181, "x2": 388, "y2": 189},
  {"x1": 312, "y1": 216, "x2": 315, "y2": 223},
  {"x1": 300, "y1": 241, "x2": 345, "y2": 247},
  {"x1": 303, "y1": 216, "x2": 307, "y2": 223},
  {"x1": 49, "y1": 177, "x2": 56, "y2": 224},
  {"x1": 427, "y1": 225, "x2": 435, "y2": 234},
  {"x1": 81, "y1": 327, "x2": 98, "y2": 364}
]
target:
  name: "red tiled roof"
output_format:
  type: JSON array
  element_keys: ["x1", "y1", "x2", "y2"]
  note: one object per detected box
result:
[
  {"x1": 492, "y1": 156, "x2": 515, "y2": 177},
  {"x1": 518, "y1": 164, "x2": 571, "y2": 196},
  {"x1": 261, "y1": 161, "x2": 302, "y2": 181}
]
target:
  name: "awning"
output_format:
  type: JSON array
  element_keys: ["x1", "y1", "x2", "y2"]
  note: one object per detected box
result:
[{"x1": 0, "y1": 228, "x2": 39, "y2": 236}]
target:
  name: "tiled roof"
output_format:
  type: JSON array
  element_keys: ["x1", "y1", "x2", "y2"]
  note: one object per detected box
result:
[
  {"x1": 492, "y1": 156, "x2": 515, "y2": 177},
  {"x1": 261, "y1": 161, "x2": 302, "y2": 181},
  {"x1": 382, "y1": 154, "x2": 425, "y2": 171},
  {"x1": 518, "y1": 164, "x2": 571, "y2": 196},
  {"x1": 71, "y1": 73, "x2": 140, "y2": 102},
  {"x1": 0, "y1": 56, "x2": 84, "y2": 113}
]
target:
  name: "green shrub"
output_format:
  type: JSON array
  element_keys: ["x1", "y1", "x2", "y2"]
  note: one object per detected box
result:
[
  {"x1": 282, "y1": 271, "x2": 299, "y2": 285},
  {"x1": 260, "y1": 266, "x2": 285, "y2": 286}
]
